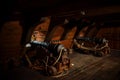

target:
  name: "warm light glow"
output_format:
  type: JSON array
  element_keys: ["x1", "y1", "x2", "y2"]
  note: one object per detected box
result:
[
  {"x1": 79, "y1": 26, "x2": 88, "y2": 37},
  {"x1": 31, "y1": 30, "x2": 45, "y2": 42}
]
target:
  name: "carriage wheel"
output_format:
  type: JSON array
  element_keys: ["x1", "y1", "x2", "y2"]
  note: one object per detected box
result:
[
  {"x1": 106, "y1": 47, "x2": 111, "y2": 54},
  {"x1": 47, "y1": 66, "x2": 57, "y2": 76},
  {"x1": 94, "y1": 51, "x2": 104, "y2": 57},
  {"x1": 102, "y1": 47, "x2": 111, "y2": 55}
]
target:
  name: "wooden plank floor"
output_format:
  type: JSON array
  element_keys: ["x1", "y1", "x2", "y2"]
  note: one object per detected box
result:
[{"x1": 3, "y1": 49, "x2": 120, "y2": 80}]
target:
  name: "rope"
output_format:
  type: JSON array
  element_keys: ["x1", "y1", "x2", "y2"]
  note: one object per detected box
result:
[{"x1": 53, "y1": 48, "x2": 64, "y2": 65}]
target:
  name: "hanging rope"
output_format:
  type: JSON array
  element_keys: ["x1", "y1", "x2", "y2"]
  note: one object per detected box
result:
[{"x1": 53, "y1": 48, "x2": 64, "y2": 65}]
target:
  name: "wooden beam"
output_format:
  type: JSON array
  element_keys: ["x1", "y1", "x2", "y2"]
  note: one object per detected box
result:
[{"x1": 51, "y1": 5, "x2": 120, "y2": 18}]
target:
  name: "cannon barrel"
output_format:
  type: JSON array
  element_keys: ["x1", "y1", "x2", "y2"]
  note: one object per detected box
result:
[
  {"x1": 29, "y1": 41, "x2": 67, "y2": 54},
  {"x1": 76, "y1": 37, "x2": 108, "y2": 44}
]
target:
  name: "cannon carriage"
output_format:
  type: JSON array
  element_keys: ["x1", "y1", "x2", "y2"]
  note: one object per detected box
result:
[
  {"x1": 73, "y1": 37, "x2": 110, "y2": 57},
  {"x1": 21, "y1": 41, "x2": 70, "y2": 76}
]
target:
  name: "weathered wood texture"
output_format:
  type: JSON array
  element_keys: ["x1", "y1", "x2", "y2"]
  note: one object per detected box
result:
[
  {"x1": 0, "y1": 21, "x2": 22, "y2": 61},
  {"x1": 96, "y1": 27, "x2": 120, "y2": 49},
  {"x1": 3, "y1": 50, "x2": 120, "y2": 80}
]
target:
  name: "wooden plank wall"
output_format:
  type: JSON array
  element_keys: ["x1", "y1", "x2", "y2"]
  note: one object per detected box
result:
[
  {"x1": 96, "y1": 27, "x2": 120, "y2": 50},
  {"x1": 0, "y1": 21, "x2": 22, "y2": 65}
]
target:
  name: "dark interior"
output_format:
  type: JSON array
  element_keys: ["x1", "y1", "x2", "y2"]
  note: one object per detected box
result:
[{"x1": 0, "y1": 0, "x2": 120, "y2": 80}]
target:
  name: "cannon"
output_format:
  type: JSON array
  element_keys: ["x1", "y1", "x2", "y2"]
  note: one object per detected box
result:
[
  {"x1": 21, "y1": 41, "x2": 70, "y2": 76},
  {"x1": 73, "y1": 37, "x2": 110, "y2": 57}
]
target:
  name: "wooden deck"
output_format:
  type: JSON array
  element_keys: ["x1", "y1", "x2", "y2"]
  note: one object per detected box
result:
[{"x1": 3, "y1": 49, "x2": 120, "y2": 80}]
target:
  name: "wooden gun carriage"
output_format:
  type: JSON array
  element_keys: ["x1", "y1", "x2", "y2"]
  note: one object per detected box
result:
[
  {"x1": 22, "y1": 41, "x2": 70, "y2": 76},
  {"x1": 73, "y1": 37, "x2": 110, "y2": 57}
]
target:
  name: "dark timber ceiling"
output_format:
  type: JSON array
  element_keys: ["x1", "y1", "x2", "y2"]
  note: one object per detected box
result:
[
  {"x1": 1, "y1": 0, "x2": 119, "y2": 13},
  {"x1": 0, "y1": 0, "x2": 120, "y2": 26},
  {"x1": 17, "y1": 0, "x2": 120, "y2": 9}
]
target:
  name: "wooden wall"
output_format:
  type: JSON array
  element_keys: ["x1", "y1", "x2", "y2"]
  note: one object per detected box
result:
[
  {"x1": 0, "y1": 21, "x2": 22, "y2": 66},
  {"x1": 96, "y1": 27, "x2": 120, "y2": 49}
]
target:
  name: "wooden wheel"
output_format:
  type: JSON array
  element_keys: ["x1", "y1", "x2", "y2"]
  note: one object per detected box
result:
[
  {"x1": 94, "y1": 51, "x2": 103, "y2": 57},
  {"x1": 47, "y1": 66, "x2": 57, "y2": 76},
  {"x1": 102, "y1": 47, "x2": 111, "y2": 55}
]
